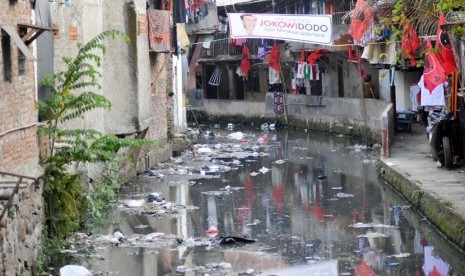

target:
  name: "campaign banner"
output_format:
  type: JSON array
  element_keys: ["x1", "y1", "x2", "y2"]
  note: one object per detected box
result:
[{"x1": 228, "y1": 13, "x2": 332, "y2": 45}]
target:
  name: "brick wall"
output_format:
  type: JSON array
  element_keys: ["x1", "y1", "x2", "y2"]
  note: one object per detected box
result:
[
  {"x1": 0, "y1": 0, "x2": 40, "y2": 175},
  {"x1": 0, "y1": 1, "x2": 43, "y2": 275},
  {"x1": 138, "y1": 52, "x2": 173, "y2": 168}
]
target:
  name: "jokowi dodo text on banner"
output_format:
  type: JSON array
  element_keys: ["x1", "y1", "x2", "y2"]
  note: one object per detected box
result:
[{"x1": 228, "y1": 13, "x2": 332, "y2": 45}]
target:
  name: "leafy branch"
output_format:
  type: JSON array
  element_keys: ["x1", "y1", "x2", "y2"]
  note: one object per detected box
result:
[{"x1": 36, "y1": 30, "x2": 155, "y2": 271}]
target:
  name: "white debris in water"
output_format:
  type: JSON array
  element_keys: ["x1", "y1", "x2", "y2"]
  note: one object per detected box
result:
[
  {"x1": 258, "y1": 167, "x2": 270, "y2": 174},
  {"x1": 357, "y1": 232, "x2": 389, "y2": 238},
  {"x1": 250, "y1": 171, "x2": 259, "y2": 177},
  {"x1": 145, "y1": 232, "x2": 165, "y2": 241},
  {"x1": 60, "y1": 265, "x2": 92, "y2": 276},
  {"x1": 349, "y1": 222, "x2": 372, "y2": 228},
  {"x1": 299, "y1": 156, "x2": 313, "y2": 160},
  {"x1": 388, "y1": 253, "x2": 411, "y2": 258},
  {"x1": 348, "y1": 223, "x2": 399, "y2": 229},
  {"x1": 335, "y1": 192, "x2": 354, "y2": 198},
  {"x1": 197, "y1": 147, "x2": 213, "y2": 153},
  {"x1": 275, "y1": 159, "x2": 286, "y2": 164},
  {"x1": 227, "y1": 132, "x2": 244, "y2": 140},
  {"x1": 122, "y1": 199, "x2": 145, "y2": 208}
]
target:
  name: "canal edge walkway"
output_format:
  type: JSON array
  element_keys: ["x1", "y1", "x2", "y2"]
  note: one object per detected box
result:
[{"x1": 377, "y1": 123, "x2": 465, "y2": 251}]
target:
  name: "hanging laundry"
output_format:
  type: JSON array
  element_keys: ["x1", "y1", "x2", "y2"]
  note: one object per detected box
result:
[
  {"x1": 361, "y1": 38, "x2": 396, "y2": 65},
  {"x1": 437, "y1": 12, "x2": 457, "y2": 75},
  {"x1": 173, "y1": 0, "x2": 187, "y2": 23},
  {"x1": 217, "y1": 15, "x2": 228, "y2": 33},
  {"x1": 257, "y1": 46, "x2": 265, "y2": 59},
  {"x1": 303, "y1": 64, "x2": 311, "y2": 80},
  {"x1": 409, "y1": 84, "x2": 420, "y2": 111},
  {"x1": 361, "y1": 44, "x2": 375, "y2": 62},
  {"x1": 376, "y1": 25, "x2": 391, "y2": 42},
  {"x1": 291, "y1": 78, "x2": 298, "y2": 94},
  {"x1": 418, "y1": 75, "x2": 445, "y2": 107},
  {"x1": 235, "y1": 38, "x2": 246, "y2": 47},
  {"x1": 313, "y1": 64, "x2": 320, "y2": 81},
  {"x1": 176, "y1": 23, "x2": 190, "y2": 50},
  {"x1": 269, "y1": 67, "x2": 281, "y2": 84},
  {"x1": 202, "y1": 35, "x2": 214, "y2": 49},
  {"x1": 296, "y1": 62, "x2": 306, "y2": 79},
  {"x1": 147, "y1": 10, "x2": 172, "y2": 52}
]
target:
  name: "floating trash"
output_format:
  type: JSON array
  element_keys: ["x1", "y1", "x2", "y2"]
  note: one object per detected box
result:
[
  {"x1": 388, "y1": 253, "x2": 411, "y2": 258},
  {"x1": 258, "y1": 167, "x2": 270, "y2": 174},
  {"x1": 205, "y1": 226, "x2": 219, "y2": 238},
  {"x1": 357, "y1": 232, "x2": 389, "y2": 238},
  {"x1": 335, "y1": 192, "x2": 354, "y2": 198}
]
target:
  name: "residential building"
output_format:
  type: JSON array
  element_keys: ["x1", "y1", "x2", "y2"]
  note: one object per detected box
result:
[
  {"x1": 1, "y1": 1, "x2": 47, "y2": 274},
  {"x1": 46, "y1": 0, "x2": 173, "y2": 179}
]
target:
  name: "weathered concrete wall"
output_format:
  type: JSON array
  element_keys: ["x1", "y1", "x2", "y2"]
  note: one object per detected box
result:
[
  {"x1": 315, "y1": 53, "x2": 380, "y2": 99},
  {"x1": 131, "y1": 52, "x2": 174, "y2": 174},
  {"x1": 50, "y1": 0, "x2": 105, "y2": 133},
  {"x1": 50, "y1": 0, "x2": 174, "y2": 181},
  {"x1": 50, "y1": 0, "x2": 152, "y2": 135},
  {"x1": 192, "y1": 94, "x2": 393, "y2": 144},
  {"x1": 0, "y1": 2, "x2": 43, "y2": 275},
  {"x1": 202, "y1": 99, "x2": 267, "y2": 117},
  {"x1": 102, "y1": 0, "x2": 152, "y2": 134},
  {"x1": 273, "y1": 94, "x2": 392, "y2": 142}
]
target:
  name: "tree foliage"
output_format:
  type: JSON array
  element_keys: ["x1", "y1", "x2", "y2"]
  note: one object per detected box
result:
[{"x1": 36, "y1": 30, "x2": 154, "y2": 271}]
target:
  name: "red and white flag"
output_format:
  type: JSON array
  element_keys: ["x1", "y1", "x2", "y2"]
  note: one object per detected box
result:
[
  {"x1": 268, "y1": 42, "x2": 281, "y2": 72},
  {"x1": 436, "y1": 12, "x2": 457, "y2": 75},
  {"x1": 423, "y1": 38, "x2": 446, "y2": 93},
  {"x1": 240, "y1": 44, "x2": 251, "y2": 75},
  {"x1": 401, "y1": 23, "x2": 420, "y2": 67},
  {"x1": 349, "y1": 0, "x2": 374, "y2": 41}
]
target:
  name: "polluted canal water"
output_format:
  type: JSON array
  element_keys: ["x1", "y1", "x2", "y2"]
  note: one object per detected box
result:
[{"x1": 65, "y1": 127, "x2": 465, "y2": 275}]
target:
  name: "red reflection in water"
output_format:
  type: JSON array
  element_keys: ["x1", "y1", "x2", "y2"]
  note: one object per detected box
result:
[
  {"x1": 272, "y1": 184, "x2": 285, "y2": 214},
  {"x1": 355, "y1": 260, "x2": 376, "y2": 276}
]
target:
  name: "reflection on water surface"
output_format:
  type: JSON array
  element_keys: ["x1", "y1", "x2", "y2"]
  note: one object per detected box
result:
[{"x1": 71, "y1": 129, "x2": 465, "y2": 276}]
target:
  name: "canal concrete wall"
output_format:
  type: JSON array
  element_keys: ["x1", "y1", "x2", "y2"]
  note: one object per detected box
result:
[
  {"x1": 378, "y1": 123, "x2": 465, "y2": 251},
  {"x1": 188, "y1": 93, "x2": 394, "y2": 145}
]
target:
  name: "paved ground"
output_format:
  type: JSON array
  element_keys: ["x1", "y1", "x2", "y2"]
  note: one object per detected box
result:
[{"x1": 379, "y1": 121, "x2": 465, "y2": 249}]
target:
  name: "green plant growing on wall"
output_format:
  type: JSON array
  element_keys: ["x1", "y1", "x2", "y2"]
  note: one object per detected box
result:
[
  {"x1": 35, "y1": 30, "x2": 154, "y2": 272},
  {"x1": 437, "y1": 0, "x2": 465, "y2": 38}
]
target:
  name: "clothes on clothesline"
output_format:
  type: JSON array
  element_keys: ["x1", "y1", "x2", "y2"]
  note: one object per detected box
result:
[
  {"x1": 418, "y1": 75, "x2": 445, "y2": 108},
  {"x1": 409, "y1": 84, "x2": 420, "y2": 111}
]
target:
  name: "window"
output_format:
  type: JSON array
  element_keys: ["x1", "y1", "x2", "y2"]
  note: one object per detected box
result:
[
  {"x1": 2, "y1": 30, "x2": 12, "y2": 82},
  {"x1": 18, "y1": 27, "x2": 27, "y2": 76}
]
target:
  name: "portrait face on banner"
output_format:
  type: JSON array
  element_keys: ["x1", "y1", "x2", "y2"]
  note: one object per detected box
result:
[{"x1": 240, "y1": 14, "x2": 258, "y2": 35}]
